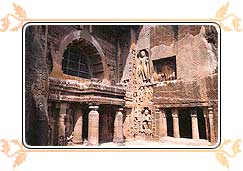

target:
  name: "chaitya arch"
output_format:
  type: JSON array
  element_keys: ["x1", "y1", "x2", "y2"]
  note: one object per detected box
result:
[{"x1": 56, "y1": 30, "x2": 109, "y2": 80}]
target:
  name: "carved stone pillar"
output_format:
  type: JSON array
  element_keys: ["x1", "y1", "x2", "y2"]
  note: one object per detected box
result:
[
  {"x1": 49, "y1": 117, "x2": 56, "y2": 145},
  {"x1": 88, "y1": 105, "x2": 99, "y2": 146},
  {"x1": 65, "y1": 108, "x2": 72, "y2": 136},
  {"x1": 172, "y1": 109, "x2": 180, "y2": 138},
  {"x1": 191, "y1": 109, "x2": 199, "y2": 139},
  {"x1": 113, "y1": 108, "x2": 124, "y2": 144},
  {"x1": 203, "y1": 108, "x2": 209, "y2": 141},
  {"x1": 73, "y1": 108, "x2": 83, "y2": 144},
  {"x1": 156, "y1": 109, "x2": 167, "y2": 138},
  {"x1": 161, "y1": 109, "x2": 167, "y2": 137},
  {"x1": 57, "y1": 103, "x2": 68, "y2": 146},
  {"x1": 208, "y1": 107, "x2": 216, "y2": 143}
]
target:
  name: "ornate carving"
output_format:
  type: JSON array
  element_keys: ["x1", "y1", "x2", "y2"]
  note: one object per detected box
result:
[
  {"x1": 137, "y1": 49, "x2": 151, "y2": 83},
  {"x1": 142, "y1": 108, "x2": 152, "y2": 130}
]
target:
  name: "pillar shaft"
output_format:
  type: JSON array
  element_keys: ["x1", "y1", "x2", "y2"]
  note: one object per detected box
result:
[
  {"x1": 73, "y1": 108, "x2": 83, "y2": 144},
  {"x1": 49, "y1": 117, "x2": 56, "y2": 146},
  {"x1": 160, "y1": 109, "x2": 167, "y2": 137},
  {"x1": 58, "y1": 103, "x2": 67, "y2": 146},
  {"x1": 65, "y1": 109, "x2": 72, "y2": 136},
  {"x1": 88, "y1": 105, "x2": 99, "y2": 145},
  {"x1": 113, "y1": 108, "x2": 124, "y2": 143},
  {"x1": 172, "y1": 109, "x2": 180, "y2": 138},
  {"x1": 208, "y1": 107, "x2": 216, "y2": 143},
  {"x1": 203, "y1": 108, "x2": 209, "y2": 141},
  {"x1": 191, "y1": 109, "x2": 199, "y2": 139}
]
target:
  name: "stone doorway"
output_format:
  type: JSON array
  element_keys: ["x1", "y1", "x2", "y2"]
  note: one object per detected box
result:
[{"x1": 179, "y1": 109, "x2": 192, "y2": 139}]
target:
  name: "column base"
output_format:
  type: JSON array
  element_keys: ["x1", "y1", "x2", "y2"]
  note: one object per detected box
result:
[
  {"x1": 87, "y1": 143, "x2": 99, "y2": 146},
  {"x1": 72, "y1": 140, "x2": 83, "y2": 144},
  {"x1": 113, "y1": 138, "x2": 124, "y2": 144}
]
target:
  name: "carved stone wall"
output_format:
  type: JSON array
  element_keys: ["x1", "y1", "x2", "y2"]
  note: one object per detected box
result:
[
  {"x1": 153, "y1": 74, "x2": 218, "y2": 107},
  {"x1": 150, "y1": 25, "x2": 218, "y2": 81}
]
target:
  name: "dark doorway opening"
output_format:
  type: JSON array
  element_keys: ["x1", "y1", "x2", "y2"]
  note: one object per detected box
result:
[
  {"x1": 99, "y1": 105, "x2": 115, "y2": 144},
  {"x1": 82, "y1": 104, "x2": 89, "y2": 142},
  {"x1": 179, "y1": 109, "x2": 192, "y2": 139},
  {"x1": 165, "y1": 109, "x2": 173, "y2": 137},
  {"x1": 197, "y1": 107, "x2": 206, "y2": 139}
]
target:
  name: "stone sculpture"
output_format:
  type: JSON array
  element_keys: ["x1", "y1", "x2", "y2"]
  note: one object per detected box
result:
[{"x1": 137, "y1": 50, "x2": 150, "y2": 83}]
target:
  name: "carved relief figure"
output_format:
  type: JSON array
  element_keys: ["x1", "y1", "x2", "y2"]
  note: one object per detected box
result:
[
  {"x1": 159, "y1": 62, "x2": 176, "y2": 81},
  {"x1": 162, "y1": 64, "x2": 175, "y2": 80},
  {"x1": 142, "y1": 109, "x2": 152, "y2": 130},
  {"x1": 137, "y1": 50, "x2": 150, "y2": 82},
  {"x1": 152, "y1": 58, "x2": 176, "y2": 82}
]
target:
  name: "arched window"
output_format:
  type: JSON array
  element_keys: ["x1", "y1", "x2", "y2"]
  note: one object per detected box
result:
[{"x1": 62, "y1": 42, "x2": 91, "y2": 79}]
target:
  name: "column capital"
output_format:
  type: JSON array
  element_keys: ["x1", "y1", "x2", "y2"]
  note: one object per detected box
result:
[
  {"x1": 117, "y1": 108, "x2": 124, "y2": 112},
  {"x1": 190, "y1": 109, "x2": 197, "y2": 118},
  {"x1": 208, "y1": 106, "x2": 213, "y2": 112},
  {"x1": 160, "y1": 109, "x2": 166, "y2": 118},
  {"x1": 202, "y1": 107, "x2": 208, "y2": 118},
  {"x1": 155, "y1": 109, "x2": 166, "y2": 117},
  {"x1": 155, "y1": 108, "x2": 160, "y2": 113},
  {"x1": 208, "y1": 107, "x2": 214, "y2": 118},
  {"x1": 172, "y1": 109, "x2": 179, "y2": 118},
  {"x1": 89, "y1": 105, "x2": 99, "y2": 111}
]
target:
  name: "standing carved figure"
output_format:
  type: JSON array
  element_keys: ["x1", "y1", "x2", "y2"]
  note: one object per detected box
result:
[
  {"x1": 137, "y1": 50, "x2": 150, "y2": 82},
  {"x1": 142, "y1": 109, "x2": 152, "y2": 130}
]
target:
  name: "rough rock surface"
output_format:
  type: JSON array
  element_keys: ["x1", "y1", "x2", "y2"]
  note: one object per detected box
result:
[{"x1": 25, "y1": 26, "x2": 49, "y2": 146}]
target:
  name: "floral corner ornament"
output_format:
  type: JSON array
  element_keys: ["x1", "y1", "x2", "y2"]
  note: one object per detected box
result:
[
  {"x1": 215, "y1": 139, "x2": 241, "y2": 170},
  {"x1": 0, "y1": 3, "x2": 27, "y2": 32},
  {"x1": 0, "y1": 139, "x2": 27, "y2": 170},
  {"x1": 216, "y1": 1, "x2": 242, "y2": 32}
]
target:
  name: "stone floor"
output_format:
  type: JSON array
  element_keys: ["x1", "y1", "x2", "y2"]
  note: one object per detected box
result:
[
  {"x1": 100, "y1": 137, "x2": 211, "y2": 147},
  {"x1": 69, "y1": 137, "x2": 211, "y2": 147}
]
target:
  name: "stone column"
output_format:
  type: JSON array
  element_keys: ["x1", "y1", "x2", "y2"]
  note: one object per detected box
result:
[
  {"x1": 49, "y1": 117, "x2": 56, "y2": 146},
  {"x1": 72, "y1": 108, "x2": 83, "y2": 144},
  {"x1": 157, "y1": 109, "x2": 168, "y2": 137},
  {"x1": 57, "y1": 103, "x2": 68, "y2": 146},
  {"x1": 203, "y1": 108, "x2": 209, "y2": 141},
  {"x1": 113, "y1": 108, "x2": 124, "y2": 144},
  {"x1": 65, "y1": 109, "x2": 72, "y2": 136},
  {"x1": 172, "y1": 109, "x2": 180, "y2": 138},
  {"x1": 161, "y1": 109, "x2": 167, "y2": 137},
  {"x1": 88, "y1": 105, "x2": 99, "y2": 146},
  {"x1": 208, "y1": 107, "x2": 216, "y2": 143},
  {"x1": 191, "y1": 109, "x2": 200, "y2": 139}
]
